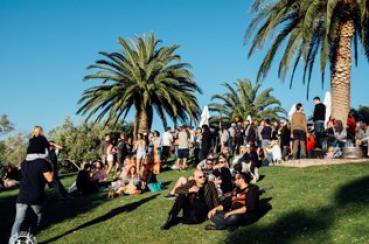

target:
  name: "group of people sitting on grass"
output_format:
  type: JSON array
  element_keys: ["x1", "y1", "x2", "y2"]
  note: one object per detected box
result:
[{"x1": 158, "y1": 137, "x2": 273, "y2": 231}]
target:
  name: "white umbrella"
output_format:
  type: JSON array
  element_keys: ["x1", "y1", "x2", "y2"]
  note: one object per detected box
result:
[
  {"x1": 323, "y1": 91, "x2": 331, "y2": 128},
  {"x1": 288, "y1": 103, "x2": 297, "y2": 122},
  {"x1": 246, "y1": 115, "x2": 252, "y2": 123},
  {"x1": 199, "y1": 105, "x2": 210, "y2": 127}
]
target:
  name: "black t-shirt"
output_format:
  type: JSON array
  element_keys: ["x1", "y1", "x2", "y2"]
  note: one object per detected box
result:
[
  {"x1": 17, "y1": 159, "x2": 52, "y2": 205},
  {"x1": 313, "y1": 103, "x2": 326, "y2": 121},
  {"x1": 261, "y1": 126, "x2": 272, "y2": 140},
  {"x1": 27, "y1": 135, "x2": 50, "y2": 154},
  {"x1": 224, "y1": 184, "x2": 259, "y2": 212}
]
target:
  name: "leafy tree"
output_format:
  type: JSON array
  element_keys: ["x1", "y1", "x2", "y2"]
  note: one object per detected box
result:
[
  {"x1": 77, "y1": 33, "x2": 202, "y2": 135},
  {"x1": 246, "y1": 0, "x2": 369, "y2": 123},
  {"x1": 209, "y1": 79, "x2": 286, "y2": 125},
  {"x1": 0, "y1": 114, "x2": 13, "y2": 135},
  {"x1": 48, "y1": 117, "x2": 133, "y2": 167}
]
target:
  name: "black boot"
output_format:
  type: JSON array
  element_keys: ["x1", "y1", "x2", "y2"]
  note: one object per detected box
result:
[{"x1": 161, "y1": 215, "x2": 177, "y2": 230}]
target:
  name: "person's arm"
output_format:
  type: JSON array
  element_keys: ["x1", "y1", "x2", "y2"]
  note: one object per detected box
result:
[
  {"x1": 174, "y1": 181, "x2": 195, "y2": 195},
  {"x1": 208, "y1": 204, "x2": 224, "y2": 219},
  {"x1": 224, "y1": 206, "x2": 247, "y2": 218}
]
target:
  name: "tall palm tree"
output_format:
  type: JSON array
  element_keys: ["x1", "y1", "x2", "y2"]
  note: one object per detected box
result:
[
  {"x1": 77, "y1": 33, "x2": 202, "y2": 135},
  {"x1": 246, "y1": 0, "x2": 369, "y2": 123},
  {"x1": 209, "y1": 79, "x2": 286, "y2": 125}
]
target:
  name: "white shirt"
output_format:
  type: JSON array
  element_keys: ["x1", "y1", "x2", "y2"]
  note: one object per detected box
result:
[{"x1": 161, "y1": 131, "x2": 173, "y2": 147}]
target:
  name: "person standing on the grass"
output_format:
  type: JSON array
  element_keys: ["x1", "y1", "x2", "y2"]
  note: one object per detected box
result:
[
  {"x1": 313, "y1": 96, "x2": 326, "y2": 148},
  {"x1": 260, "y1": 119, "x2": 272, "y2": 150},
  {"x1": 201, "y1": 125, "x2": 212, "y2": 161},
  {"x1": 48, "y1": 141, "x2": 68, "y2": 200},
  {"x1": 291, "y1": 103, "x2": 308, "y2": 159},
  {"x1": 206, "y1": 172, "x2": 259, "y2": 230},
  {"x1": 161, "y1": 127, "x2": 173, "y2": 168},
  {"x1": 173, "y1": 126, "x2": 190, "y2": 170},
  {"x1": 9, "y1": 135, "x2": 54, "y2": 240},
  {"x1": 228, "y1": 123, "x2": 236, "y2": 154},
  {"x1": 279, "y1": 120, "x2": 291, "y2": 161},
  {"x1": 117, "y1": 132, "x2": 128, "y2": 171}
]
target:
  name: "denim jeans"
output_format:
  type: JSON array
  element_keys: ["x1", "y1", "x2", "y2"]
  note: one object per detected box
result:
[
  {"x1": 10, "y1": 203, "x2": 42, "y2": 237},
  {"x1": 210, "y1": 212, "x2": 243, "y2": 230}
]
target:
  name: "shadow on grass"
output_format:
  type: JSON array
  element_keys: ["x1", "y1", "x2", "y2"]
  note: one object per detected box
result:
[
  {"x1": 225, "y1": 176, "x2": 369, "y2": 244},
  {"x1": 0, "y1": 191, "x2": 110, "y2": 244},
  {"x1": 40, "y1": 194, "x2": 159, "y2": 243}
]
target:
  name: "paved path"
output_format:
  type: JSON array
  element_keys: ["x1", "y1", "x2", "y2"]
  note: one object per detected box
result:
[{"x1": 275, "y1": 158, "x2": 369, "y2": 168}]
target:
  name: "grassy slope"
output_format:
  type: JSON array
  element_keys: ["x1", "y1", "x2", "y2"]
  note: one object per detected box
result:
[{"x1": 1, "y1": 163, "x2": 369, "y2": 244}]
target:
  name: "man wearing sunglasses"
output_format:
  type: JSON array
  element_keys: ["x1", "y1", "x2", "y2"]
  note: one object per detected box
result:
[
  {"x1": 161, "y1": 169, "x2": 219, "y2": 230},
  {"x1": 206, "y1": 172, "x2": 259, "y2": 230}
]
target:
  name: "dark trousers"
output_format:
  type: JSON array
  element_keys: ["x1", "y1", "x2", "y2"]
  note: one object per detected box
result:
[
  {"x1": 314, "y1": 121, "x2": 325, "y2": 148},
  {"x1": 169, "y1": 194, "x2": 208, "y2": 224},
  {"x1": 51, "y1": 172, "x2": 68, "y2": 199},
  {"x1": 292, "y1": 130, "x2": 306, "y2": 159}
]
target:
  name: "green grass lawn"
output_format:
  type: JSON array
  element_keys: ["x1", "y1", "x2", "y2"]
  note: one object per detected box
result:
[{"x1": 1, "y1": 162, "x2": 369, "y2": 244}]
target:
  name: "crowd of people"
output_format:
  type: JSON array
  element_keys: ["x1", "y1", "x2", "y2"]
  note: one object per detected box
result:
[{"x1": 4, "y1": 95, "x2": 369, "y2": 242}]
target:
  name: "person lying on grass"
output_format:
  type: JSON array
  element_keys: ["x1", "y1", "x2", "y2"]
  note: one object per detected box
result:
[
  {"x1": 206, "y1": 172, "x2": 259, "y2": 230},
  {"x1": 161, "y1": 169, "x2": 219, "y2": 230}
]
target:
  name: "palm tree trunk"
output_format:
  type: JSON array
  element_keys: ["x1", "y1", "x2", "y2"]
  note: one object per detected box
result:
[
  {"x1": 330, "y1": 20, "x2": 355, "y2": 124},
  {"x1": 136, "y1": 109, "x2": 149, "y2": 135}
]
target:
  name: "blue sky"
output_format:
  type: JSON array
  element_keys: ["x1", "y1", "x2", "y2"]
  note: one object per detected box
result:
[{"x1": 0, "y1": 0, "x2": 368, "y2": 133}]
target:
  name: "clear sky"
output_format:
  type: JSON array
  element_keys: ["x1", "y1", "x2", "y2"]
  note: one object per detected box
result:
[{"x1": 0, "y1": 0, "x2": 368, "y2": 133}]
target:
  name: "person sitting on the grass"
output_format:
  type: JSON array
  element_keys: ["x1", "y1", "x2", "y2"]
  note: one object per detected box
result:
[
  {"x1": 212, "y1": 154, "x2": 233, "y2": 195},
  {"x1": 306, "y1": 131, "x2": 317, "y2": 158},
  {"x1": 231, "y1": 144, "x2": 260, "y2": 183},
  {"x1": 2, "y1": 165, "x2": 20, "y2": 189},
  {"x1": 333, "y1": 120, "x2": 347, "y2": 148},
  {"x1": 109, "y1": 165, "x2": 142, "y2": 197},
  {"x1": 356, "y1": 120, "x2": 369, "y2": 157},
  {"x1": 161, "y1": 169, "x2": 219, "y2": 230},
  {"x1": 205, "y1": 172, "x2": 259, "y2": 230},
  {"x1": 76, "y1": 163, "x2": 98, "y2": 194},
  {"x1": 265, "y1": 140, "x2": 282, "y2": 164},
  {"x1": 91, "y1": 161, "x2": 108, "y2": 188}
]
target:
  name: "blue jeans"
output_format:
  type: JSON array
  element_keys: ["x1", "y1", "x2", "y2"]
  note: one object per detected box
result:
[
  {"x1": 10, "y1": 203, "x2": 42, "y2": 237},
  {"x1": 210, "y1": 212, "x2": 243, "y2": 230}
]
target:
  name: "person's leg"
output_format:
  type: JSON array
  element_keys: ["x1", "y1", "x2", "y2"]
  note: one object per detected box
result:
[
  {"x1": 106, "y1": 160, "x2": 113, "y2": 175},
  {"x1": 300, "y1": 139, "x2": 306, "y2": 159},
  {"x1": 292, "y1": 139, "x2": 299, "y2": 159},
  {"x1": 10, "y1": 203, "x2": 28, "y2": 237},
  {"x1": 210, "y1": 212, "x2": 242, "y2": 230},
  {"x1": 162, "y1": 194, "x2": 189, "y2": 229},
  {"x1": 30, "y1": 205, "x2": 42, "y2": 235},
  {"x1": 182, "y1": 156, "x2": 188, "y2": 169},
  {"x1": 52, "y1": 173, "x2": 68, "y2": 199}
]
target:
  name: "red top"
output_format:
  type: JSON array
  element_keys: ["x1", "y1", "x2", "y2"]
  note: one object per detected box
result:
[
  {"x1": 307, "y1": 136, "x2": 316, "y2": 152},
  {"x1": 347, "y1": 117, "x2": 356, "y2": 135}
]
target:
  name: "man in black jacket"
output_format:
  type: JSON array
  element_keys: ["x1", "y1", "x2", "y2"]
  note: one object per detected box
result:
[
  {"x1": 161, "y1": 169, "x2": 219, "y2": 230},
  {"x1": 313, "y1": 96, "x2": 326, "y2": 148}
]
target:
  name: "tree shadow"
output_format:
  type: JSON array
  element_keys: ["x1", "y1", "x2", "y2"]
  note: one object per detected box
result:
[
  {"x1": 40, "y1": 194, "x2": 159, "y2": 243},
  {"x1": 224, "y1": 175, "x2": 369, "y2": 243}
]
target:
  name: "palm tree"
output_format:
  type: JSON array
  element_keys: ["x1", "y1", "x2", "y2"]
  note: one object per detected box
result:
[
  {"x1": 77, "y1": 33, "x2": 202, "y2": 135},
  {"x1": 209, "y1": 79, "x2": 286, "y2": 125},
  {"x1": 246, "y1": 0, "x2": 369, "y2": 123}
]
